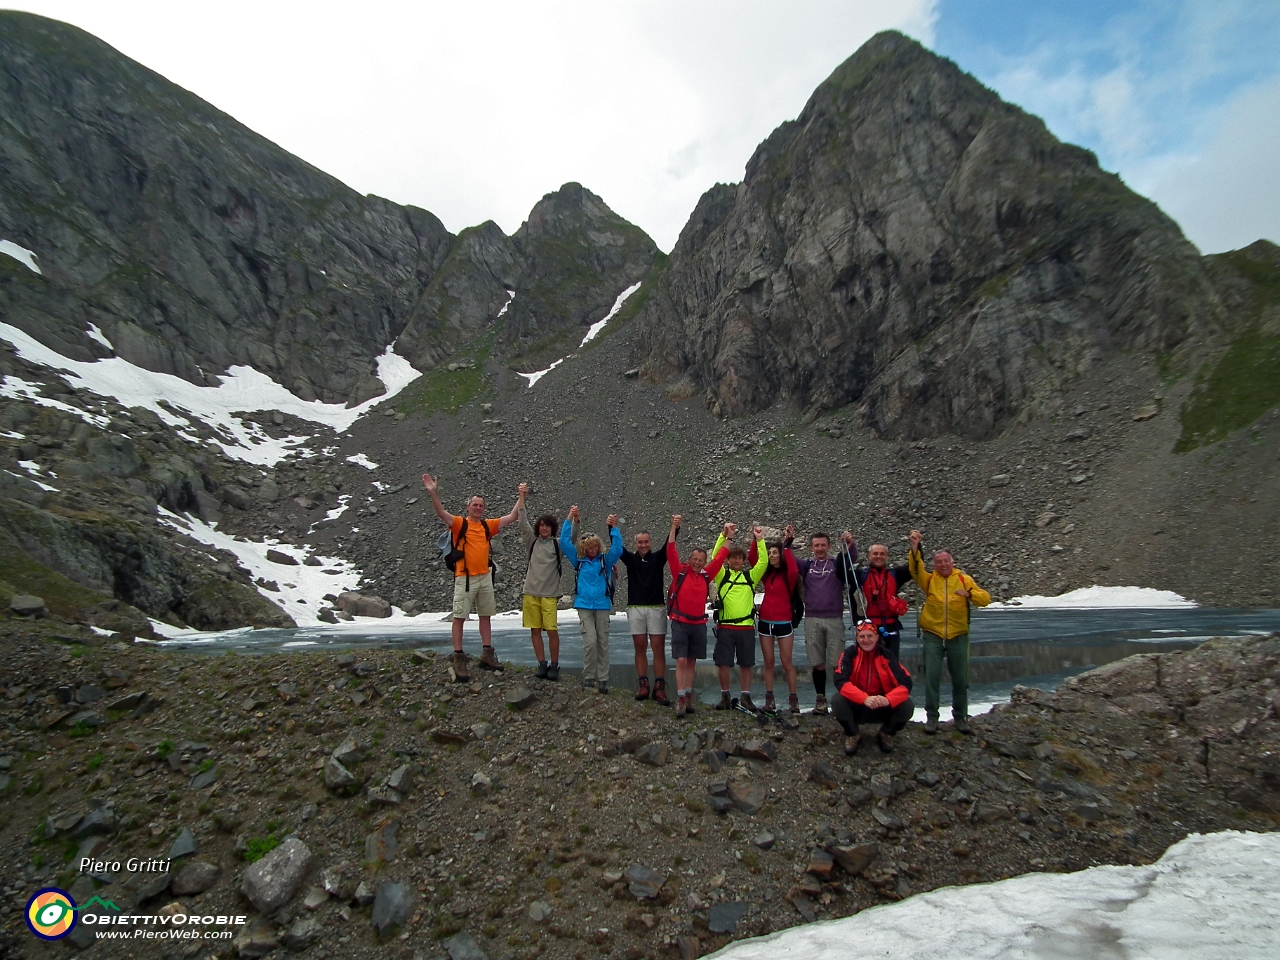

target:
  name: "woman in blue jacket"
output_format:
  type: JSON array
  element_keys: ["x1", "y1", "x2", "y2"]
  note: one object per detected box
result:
[{"x1": 561, "y1": 505, "x2": 624, "y2": 693}]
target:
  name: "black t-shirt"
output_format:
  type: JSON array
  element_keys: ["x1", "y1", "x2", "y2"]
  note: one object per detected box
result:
[{"x1": 620, "y1": 538, "x2": 670, "y2": 606}]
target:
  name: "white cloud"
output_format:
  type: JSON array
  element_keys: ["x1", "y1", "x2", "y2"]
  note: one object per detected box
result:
[
  {"x1": 1135, "y1": 73, "x2": 1280, "y2": 253},
  {"x1": 7, "y1": 0, "x2": 936, "y2": 251}
]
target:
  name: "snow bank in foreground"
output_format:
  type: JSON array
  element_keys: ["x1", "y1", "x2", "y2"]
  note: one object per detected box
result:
[
  {"x1": 992, "y1": 585, "x2": 1196, "y2": 609},
  {"x1": 520, "y1": 281, "x2": 644, "y2": 388},
  {"x1": 714, "y1": 831, "x2": 1280, "y2": 960},
  {"x1": 0, "y1": 323, "x2": 421, "y2": 465},
  {"x1": 0, "y1": 239, "x2": 41, "y2": 274}
]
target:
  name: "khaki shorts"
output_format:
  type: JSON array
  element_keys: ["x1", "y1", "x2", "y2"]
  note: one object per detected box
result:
[
  {"x1": 453, "y1": 573, "x2": 497, "y2": 619},
  {"x1": 805, "y1": 616, "x2": 845, "y2": 672},
  {"x1": 522, "y1": 595, "x2": 558, "y2": 630},
  {"x1": 627, "y1": 606, "x2": 667, "y2": 636}
]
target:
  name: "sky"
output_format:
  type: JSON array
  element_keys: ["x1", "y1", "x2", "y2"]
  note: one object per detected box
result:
[{"x1": 4, "y1": 0, "x2": 1277, "y2": 254}]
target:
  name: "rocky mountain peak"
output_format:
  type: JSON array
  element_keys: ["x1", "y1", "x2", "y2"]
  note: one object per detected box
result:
[{"x1": 639, "y1": 30, "x2": 1222, "y2": 438}]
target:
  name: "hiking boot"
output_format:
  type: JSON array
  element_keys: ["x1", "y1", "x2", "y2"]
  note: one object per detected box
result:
[
  {"x1": 597, "y1": 681, "x2": 609, "y2": 695},
  {"x1": 450, "y1": 651, "x2": 471, "y2": 682},
  {"x1": 652, "y1": 678, "x2": 671, "y2": 707},
  {"x1": 714, "y1": 692, "x2": 733, "y2": 711},
  {"x1": 582, "y1": 678, "x2": 595, "y2": 690},
  {"x1": 876, "y1": 731, "x2": 896, "y2": 754},
  {"x1": 812, "y1": 695, "x2": 829, "y2": 715},
  {"x1": 478, "y1": 646, "x2": 502, "y2": 671},
  {"x1": 844, "y1": 734, "x2": 861, "y2": 756},
  {"x1": 676, "y1": 694, "x2": 688, "y2": 717},
  {"x1": 924, "y1": 715, "x2": 939, "y2": 735},
  {"x1": 535, "y1": 661, "x2": 549, "y2": 680},
  {"x1": 546, "y1": 662, "x2": 560, "y2": 682},
  {"x1": 762, "y1": 692, "x2": 777, "y2": 715},
  {"x1": 954, "y1": 715, "x2": 973, "y2": 735},
  {"x1": 685, "y1": 695, "x2": 697, "y2": 714},
  {"x1": 738, "y1": 693, "x2": 757, "y2": 713},
  {"x1": 789, "y1": 694, "x2": 801, "y2": 715},
  {"x1": 635, "y1": 677, "x2": 651, "y2": 701}
]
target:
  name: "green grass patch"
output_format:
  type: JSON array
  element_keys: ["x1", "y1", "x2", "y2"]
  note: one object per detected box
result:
[
  {"x1": 243, "y1": 834, "x2": 281, "y2": 863},
  {"x1": 1176, "y1": 325, "x2": 1280, "y2": 451},
  {"x1": 156, "y1": 739, "x2": 174, "y2": 760},
  {"x1": 400, "y1": 333, "x2": 494, "y2": 416}
]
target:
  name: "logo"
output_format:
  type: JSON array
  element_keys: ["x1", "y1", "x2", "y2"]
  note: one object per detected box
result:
[{"x1": 26, "y1": 888, "x2": 77, "y2": 940}]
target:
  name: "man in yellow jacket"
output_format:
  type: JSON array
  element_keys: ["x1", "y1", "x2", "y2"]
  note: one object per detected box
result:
[{"x1": 907, "y1": 529, "x2": 991, "y2": 735}]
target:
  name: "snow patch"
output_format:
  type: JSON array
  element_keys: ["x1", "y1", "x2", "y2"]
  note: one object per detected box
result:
[
  {"x1": 155, "y1": 506, "x2": 385, "y2": 625},
  {"x1": 346, "y1": 453, "x2": 379, "y2": 470},
  {"x1": 993, "y1": 585, "x2": 1196, "y2": 609},
  {"x1": 3, "y1": 468, "x2": 57, "y2": 493},
  {"x1": 86, "y1": 324, "x2": 113, "y2": 350},
  {"x1": 519, "y1": 281, "x2": 644, "y2": 388},
  {"x1": 0, "y1": 375, "x2": 109, "y2": 427},
  {"x1": 0, "y1": 239, "x2": 41, "y2": 274},
  {"x1": 0, "y1": 322, "x2": 421, "y2": 466},
  {"x1": 496, "y1": 289, "x2": 515, "y2": 318},
  {"x1": 580, "y1": 281, "x2": 643, "y2": 348},
  {"x1": 713, "y1": 831, "x2": 1280, "y2": 960}
]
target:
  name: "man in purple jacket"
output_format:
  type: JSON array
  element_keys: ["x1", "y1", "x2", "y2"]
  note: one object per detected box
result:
[{"x1": 786, "y1": 527, "x2": 857, "y2": 715}]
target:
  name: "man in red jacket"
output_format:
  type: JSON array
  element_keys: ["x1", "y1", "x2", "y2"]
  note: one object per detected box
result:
[
  {"x1": 832, "y1": 620, "x2": 915, "y2": 754},
  {"x1": 665, "y1": 514, "x2": 729, "y2": 717}
]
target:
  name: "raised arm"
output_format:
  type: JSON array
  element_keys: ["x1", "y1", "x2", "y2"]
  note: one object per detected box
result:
[
  {"x1": 604, "y1": 523, "x2": 624, "y2": 565},
  {"x1": 749, "y1": 526, "x2": 768, "y2": 581},
  {"x1": 422, "y1": 473, "x2": 453, "y2": 525},
  {"x1": 497, "y1": 482, "x2": 527, "y2": 530},
  {"x1": 906, "y1": 529, "x2": 930, "y2": 591},
  {"x1": 560, "y1": 505, "x2": 578, "y2": 562},
  {"x1": 666, "y1": 515, "x2": 682, "y2": 575}
]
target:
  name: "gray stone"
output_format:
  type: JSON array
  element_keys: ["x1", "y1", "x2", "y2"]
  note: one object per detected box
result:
[
  {"x1": 625, "y1": 863, "x2": 666, "y2": 900},
  {"x1": 168, "y1": 826, "x2": 197, "y2": 860},
  {"x1": 470, "y1": 771, "x2": 494, "y2": 795},
  {"x1": 321, "y1": 862, "x2": 357, "y2": 900},
  {"x1": 371, "y1": 881, "x2": 414, "y2": 936},
  {"x1": 265, "y1": 548, "x2": 299, "y2": 565},
  {"x1": 728, "y1": 780, "x2": 766, "y2": 814},
  {"x1": 331, "y1": 736, "x2": 365, "y2": 765},
  {"x1": 751, "y1": 831, "x2": 776, "y2": 850},
  {"x1": 171, "y1": 860, "x2": 219, "y2": 895},
  {"x1": 283, "y1": 915, "x2": 322, "y2": 951},
  {"x1": 108, "y1": 691, "x2": 147, "y2": 711},
  {"x1": 387, "y1": 764, "x2": 412, "y2": 792},
  {"x1": 737, "y1": 739, "x2": 777, "y2": 763},
  {"x1": 336, "y1": 591, "x2": 392, "y2": 618},
  {"x1": 506, "y1": 685, "x2": 536, "y2": 710},
  {"x1": 702, "y1": 749, "x2": 725, "y2": 772},
  {"x1": 634, "y1": 742, "x2": 671, "y2": 767},
  {"x1": 364, "y1": 820, "x2": 399, "y2": 863},
  {"x1": 190, "y1": 768, "x2": 218, "y2": 790},
  {"x1": 240, "y1": 837, "x2": 313, "y2": 914},
  {"x1": 75, "y1": 806, "x2": 115, "y2": 838},
  {"x1": 444, "y1": 932, "x2": 491, "y2": 960},
  {"x1": 871, "y1": 806, "x2": 904, "y2": 831},
  {"x1": 709, "y1": 795, "x2": 734, "y2": 814},
  {"x1": 9, "y1": 594, "x2": 45, "y2": 616},
  {"x1": 831, "y1": 843, "x2": 879, "y2": 876},
  {"x1": 324, "y1": 757, "x2": 358, "y2": 790},
  {"x1": 808, "y1": 761, "x2": 842, "y2": 789},
  {"x1": 470, "y1": 722, "x2": 494, "y2": 740},
  {"x1": 528, "y1": 899, "x2": 553, "y2": 922},
  {"x1": 234, "y1": 915, "x2": 278, "y2": 957},
  {"x1": 366, "y1": 785, "x2": 402, "y2": 808},
  {"x1": 302, "y1": 886, "x2": 328, "y2": 910},
  {"x1": 708, "y1": 901, "x2": 750, "y2": 934},
  {"x1": 353, "y1": 881, "x2": 376, "y2": 907},
  {"x1": 75, "y1": 683, "x2": 106, "y2": 703}
]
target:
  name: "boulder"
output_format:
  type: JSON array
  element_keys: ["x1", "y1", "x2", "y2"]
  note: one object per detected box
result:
[
  {"x1": 9, "y1": 594, "x2": 44, "y2": 616},
  {"x1": 171, "y1": 860, "x2": 219, "y2": 896},
  {"x1": 336, "y1": 592, "x2": 392, "y2": 618},
  {"x1": 371, "y1": 881, "x2": 414, "y2": 936},
  {"x1": 265, "y1": 548, "x2": 299, "y2": 565},
  {"x1": 240, "y1": 838, "x2": 312, "y2": 914}
]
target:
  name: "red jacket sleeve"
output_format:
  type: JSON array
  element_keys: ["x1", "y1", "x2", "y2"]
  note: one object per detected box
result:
[
  {"x1": 885, "y1": 682, "x2": 911, "y2": 708},
  {"x1": 838, "y1": 679, "x2": 870, "y2": 705},
  {"x1": 748, "y1": 540, "x2": 759, "y2": 567},
  {"x1": 784, "y1": 548, "x2": 798, "y2": 590},
  {"x1": 666, "y1": 540, "x2": 681, "y2": 577},
  {"x1": 704, "y1": 546, "x2": 729, "y2": 579}
]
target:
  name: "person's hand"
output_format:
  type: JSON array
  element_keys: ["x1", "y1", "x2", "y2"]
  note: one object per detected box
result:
[
  {"x1": 909, "y1": 529, "x2": 923, "y2": 549},
  {"x1": 785, "y1": 524, "x2": 796, "y2": 539},
  {"x1": 518, "y1": 482, "x2": 529, "y2": 497},
  {"x1": 672, "y1": 514, "x2": 682, "y2": 528},
  {"x1": 607, "y1": 513, "x2": 619, "y2": 527},
  {"x1": 955, "y1": 587, "x2": 971, "y2": 599},
  {"x1": 753, "y1": 525, "x2": 764, "y2": 541},
  {"x1": 867, "y1": 695, "x2": 889, "y2": 709},
  {"x1": 723, "y1": 521, "x2": 737, "y2": 538},
  {"x1": 841, "y1": 531, "x2": 854, "y2": 547},
  {"x1": 569, "y1": 505, "x2": 580, "y2": 521},
  {"x1": 421, "y1": 473, "x2": 438, "y2": 493}
]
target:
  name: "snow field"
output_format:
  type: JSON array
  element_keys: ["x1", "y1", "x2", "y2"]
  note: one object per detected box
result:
[
  {"x1": 713, "y1": 830, "x2": 1280, "y2": 960},
  {"x1": 520, "y1": 281, "x2": 644, "y2": 388},
  {"x1": 0, "y1": 239, "x2": 41, "y2": 274},
  {"x1": 993, "y1": 585, "x2": 1196, "y2": 609}
]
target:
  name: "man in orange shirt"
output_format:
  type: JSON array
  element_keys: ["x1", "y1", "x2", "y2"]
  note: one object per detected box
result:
[{"x1": 423, "y1": 473, "x2": 524, "y2": 675}]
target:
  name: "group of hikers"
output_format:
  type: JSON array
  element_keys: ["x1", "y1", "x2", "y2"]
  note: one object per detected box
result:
[{"x1": 421, "y1": 474, "x2": 991, "y2": 754}]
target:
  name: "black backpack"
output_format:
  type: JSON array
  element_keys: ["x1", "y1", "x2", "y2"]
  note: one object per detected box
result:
[
  {"x1": 712, "y1": 568, "x2": 756, "y2": 625},
  {"x1": 443, "y1": 517, "x2": 494, "y2": 588},
  {"x1": 528, "y1": 536, "x2": 563, "y2": 578}
]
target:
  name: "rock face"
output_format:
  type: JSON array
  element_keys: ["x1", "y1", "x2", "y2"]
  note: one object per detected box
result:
[
  {"x1": 241, "y1": 837, "x2": 313, "y2": 914},
  {"x1": 639, "y1": 30, "x2": 1222, "y2": 439}
]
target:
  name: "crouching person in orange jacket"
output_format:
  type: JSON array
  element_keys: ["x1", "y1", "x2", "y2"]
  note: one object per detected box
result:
[{"x1": 832, "y1": 620, "x2": 914, "y2": 756}]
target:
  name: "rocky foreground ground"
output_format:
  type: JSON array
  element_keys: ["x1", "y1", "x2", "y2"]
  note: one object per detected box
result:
[{"x1": 1, "y1": 618, "x2": 1277, "y2": 960}]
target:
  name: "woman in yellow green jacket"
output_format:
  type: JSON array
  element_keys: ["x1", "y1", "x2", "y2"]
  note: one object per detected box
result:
[
  {"x1": 907, "y1": 529, "x2": 991, "y2": 735},
  {"x1": 711, "y1": 524, "x2": 768, "y2": 711}
]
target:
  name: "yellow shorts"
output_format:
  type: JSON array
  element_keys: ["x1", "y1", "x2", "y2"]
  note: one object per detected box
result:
[{"x1": 522, "y1": 595, "x2": 558, "y2": 630}]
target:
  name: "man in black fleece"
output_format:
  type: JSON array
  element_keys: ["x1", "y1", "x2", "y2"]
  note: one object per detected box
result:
[{"x1": 621, "y1": 529, "x2": 672, "y2": 705}]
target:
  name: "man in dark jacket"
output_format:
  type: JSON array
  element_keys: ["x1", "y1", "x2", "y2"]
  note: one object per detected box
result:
[
  {"x1": 621, "y1": 529, "x2": 672, "y2": 705},
  {"x1": 833, "y1": 620, "x2": 915, "y2": 755},
  {"x1": 843, "y1": 536, "x2": 911, "y2": 659}
]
